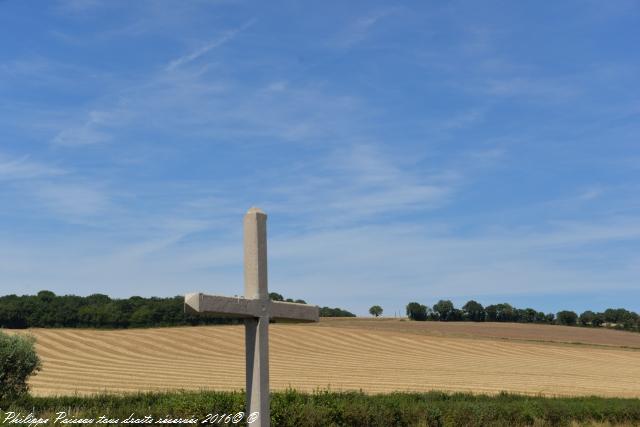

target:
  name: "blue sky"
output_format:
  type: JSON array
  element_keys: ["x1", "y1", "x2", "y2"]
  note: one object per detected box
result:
[{"x1": 1, "y1": 1, "x2": 639, "y2": 316}]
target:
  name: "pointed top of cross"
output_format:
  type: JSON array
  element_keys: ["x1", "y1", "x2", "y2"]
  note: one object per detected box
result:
[{"x1": 247, "y1": 206, "x2": 265, "y2": 215}]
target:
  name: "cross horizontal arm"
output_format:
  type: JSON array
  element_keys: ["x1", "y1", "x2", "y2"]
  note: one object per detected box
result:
[
  {"x1": 185, "y1": 293, "x2": 319, "y2": 322},
  {"x1": 270, "y1": 301, "x2": 319, "y2": 323},
  {"x1": 185, "y1": 293, "x2": 263, "y2": 318}
]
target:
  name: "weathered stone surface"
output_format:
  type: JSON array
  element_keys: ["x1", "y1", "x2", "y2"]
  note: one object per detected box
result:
[
  {"x1": 270, "y1": 301, "x2": 319, "y2": 323},
  {"x1": 185, "y1": 294, "x2": 319, "y2": 323},
  {"x1": 184, "y1": 293, "x2": 262, "y2": 318},
  {"x1": 244, "y1": 207, "x2": 268, "y2": 300}
]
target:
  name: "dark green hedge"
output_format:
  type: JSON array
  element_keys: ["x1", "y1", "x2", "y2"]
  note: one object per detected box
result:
[{"x1": 0, "y1": 291, "x2": 354, "y2": 329}]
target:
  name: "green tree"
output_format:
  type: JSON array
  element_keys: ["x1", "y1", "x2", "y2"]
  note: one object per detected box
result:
[
  {"x1": 485, "y1": 304, "x2": 498, "y2": 322},
  {"x1": 406, "y1": 302, "x2": 427, "y2": 321},
  {"x1": 462, "y1": 300, "x2": 485, "y2": 322},
  {"x1": 519, "y1": 308, "x2": 537, "y2": 323},
  {"x1": 485, "y1": 303, "x2": 517, "y2": 322},
  {"x1": 130, "y1": 306, "x2": 155, "y2": 326},
  {"x1": 0, "y1": 298, "x2": 28, "y2": 328},
  {"x1": 495, "y1": 303, "x2": 517, "y2": 322},
  {"x1": 0, "y1": 332, "x2": 41, "y2": 400},
  {"x1": 603, "y1": 308, "x2": 637, "y2": 328},
  {"x1": 557, "y1": 310, "x2": 578, "y2": 326},
  {"x1": 86, "y1": 293, "x2": 111, "y2": 306},
  {"x1": 37, "y1": 290, "x2": 56, "y2": 303},
  {"x1": 269, "y1": 293, "x2": 284, "y2": 301},
  {"x1": 432, "y1": 300, "x2": 455, "y2": 321},
  {"x1": 591, "y1": 312, "x2": 605, "y2": 327},
  {"x1": 604, "y1": 308, "x2": 622, "y2": 324},
  {"x1": 579, "y1": 310, "x2": 596, "y2": 326},
  {"x1": 369, "y1": 305, "x2": 383, "y2": 317}
]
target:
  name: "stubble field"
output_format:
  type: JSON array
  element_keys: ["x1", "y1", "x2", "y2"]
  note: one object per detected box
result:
[{"x1": 15, "y1": 319, "x2": 640, "y2": 398}]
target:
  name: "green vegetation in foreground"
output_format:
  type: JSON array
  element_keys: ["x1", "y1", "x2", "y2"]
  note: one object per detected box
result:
[
  {"x1": 0, "y1": 332, "x2": 40, "y2": 400},
  {"x1": 2, "y1": 390, "x2": 640, "y2": 427}
]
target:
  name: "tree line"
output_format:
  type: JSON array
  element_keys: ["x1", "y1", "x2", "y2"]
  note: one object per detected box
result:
[
  {"x1": 405, "y1": 300, "x2": 640, "y2": 332},
  {"x1": 0, "y1": 291, "x2": 354, "y2": 329}
]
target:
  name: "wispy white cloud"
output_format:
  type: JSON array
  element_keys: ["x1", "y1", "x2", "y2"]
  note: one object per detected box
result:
[
  {"x1": 33, "y1": 182, "x2": 112, "y2": 219},
  {"x1": 336, "y1": 9, "x2": 398, "y2": 48},
  {"x1": 52, "y1": 126, "x2": 110, "y2": 147},
  {"x1": 463, "y1": 147, "x2": 504, "y2": 164},
  {"x1": 483, "y1": 77, "x2": 580, "y2": 100},
  {"x1": 461, "y1": 26, "x2": 497, "y2": 55},
  {"x1": 0, "y1": 152, "x2": 115, "y2": 226},
  {"x1": 166, "y1": 19, "x2": 256, "y2": 71},
  {"x1": 577, "y1": 186, "x2": 605, "y2": 201},
  {"x1": 51, "y1": 109, "x2": 127, "y2": 147},
  {"x1": 111, "y1": 71, "x2": 365, "y2": 143},
  {"x1": 439, "y1": 107, "x2": 487, "y2": 130},
  {"x1": 55, "y1": 0, "x2": 104, "y2": 14},
  {"x1": 182, "y1": 79, "x2": 367, "y2": 143},
  {"x1": 265, "y1": 143, "x2": 456, "y2": 226},
  {"x1": 0, "y1": 58, "x2": 50, "y2": 76},
  {"x1": 264, "y1": 81, "x2": 288, "y2": 92},
  {"x1": 0, "y1": 154, "x2": 65, "y2": 180},
  {"x1": 0, "y1": 57, "x2": 105, "y2": 93},
  {"x1": 42, "y1": 36, "x2": 365, "y2": 152}
]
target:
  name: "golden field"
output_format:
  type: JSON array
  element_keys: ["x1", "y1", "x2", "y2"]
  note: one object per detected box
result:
[{"x1": 13, "y1": 319, "x2": 640, "y2": 398}]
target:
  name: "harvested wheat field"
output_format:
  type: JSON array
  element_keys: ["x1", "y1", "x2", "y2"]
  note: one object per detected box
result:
[
  {"x1": 315, "y1": 318, "x2": 640, "y2": 348},
  {"x1": 14, "y1": 319, "x2": 640, "y2": 398}
]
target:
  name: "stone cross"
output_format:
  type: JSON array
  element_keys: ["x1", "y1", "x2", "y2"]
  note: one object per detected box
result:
[{"x1": 185, "y1": 207, "x2": 319, "y2": 427}]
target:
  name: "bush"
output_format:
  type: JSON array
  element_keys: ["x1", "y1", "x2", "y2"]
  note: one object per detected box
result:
[
  {"x1": 406, "y1": 302, "x2": 428, "y2": 321},
  {"x1": 0, "y1": 331, "x2": 41, "y2": 400},
  {"x1": 556, "y1": 310, "x2": 578, "y2": 326}
]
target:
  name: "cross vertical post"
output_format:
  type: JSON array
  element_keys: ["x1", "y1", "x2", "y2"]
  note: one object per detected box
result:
[{"x1": 243, "y1": 207, "x2": 270, "y2": 426}]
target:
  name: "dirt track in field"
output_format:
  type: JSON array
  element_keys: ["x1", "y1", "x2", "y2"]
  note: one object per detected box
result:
[{"x1": 15, "y1": 320, "x2": 640, "y2": 398}]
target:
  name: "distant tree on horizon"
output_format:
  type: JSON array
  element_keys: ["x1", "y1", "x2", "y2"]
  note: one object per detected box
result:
[
  {"x1": 433, "y1": 300, "x2": 455, "y2": 321},
  {"x1": 557, "y1": 310, "x2": 578, "y2": 326},
  {"x1": 269, "y1": 292, "x2": 284, "y2": 301},
  {"x1": 462, "y1": 300, "x2": 485, "y2": 322},
  {"x1": 369, "y1": 305, "x2": 383, "y2": 317},
  {"x1": 406, "y1": 302, "x2": 427, "y2": 321},
  {"x1": 397, "y1": 299, "x2": 639, "y2": 331},
  {"x1": 485, "y1": 303, "x2": 518, "y2": 322},
  {"x1": 579, "y1": 310, "x2": 596, "y2": 326}
]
